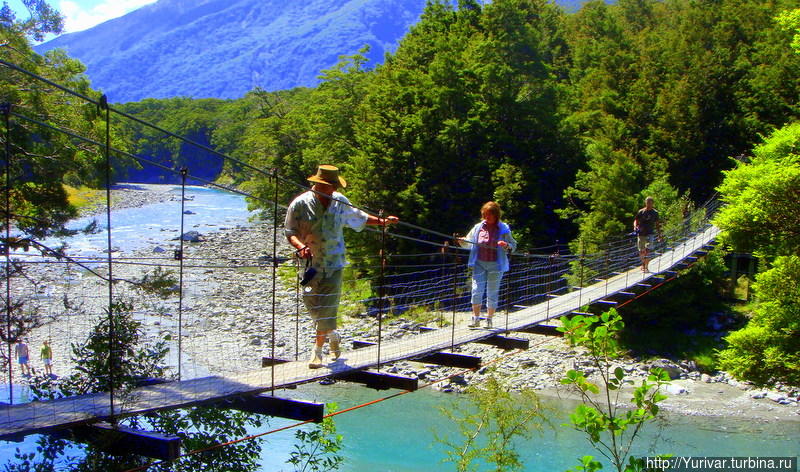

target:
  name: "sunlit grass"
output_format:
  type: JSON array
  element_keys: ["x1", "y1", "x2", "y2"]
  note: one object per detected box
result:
[{"x1": 64, "y1": 185, "x2": 103, "y2": 210}]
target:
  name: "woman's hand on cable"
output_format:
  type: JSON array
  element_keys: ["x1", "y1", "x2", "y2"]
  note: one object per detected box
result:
[
  {"x1": 497, "y1": 240, "x2": 509, "y2": 249},
  {"x1": 382, "y1": 215, "x2": 399, "y2": 225}
]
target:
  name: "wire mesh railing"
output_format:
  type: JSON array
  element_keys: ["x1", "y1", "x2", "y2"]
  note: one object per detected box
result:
[{"x1": 1, "y1": 57, "x2": 722, "y2": 443}]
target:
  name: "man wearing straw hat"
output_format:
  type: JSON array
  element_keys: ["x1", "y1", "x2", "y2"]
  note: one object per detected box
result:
[{"x1": 285, "y1": 165, "x2": 399, "y2": 368}]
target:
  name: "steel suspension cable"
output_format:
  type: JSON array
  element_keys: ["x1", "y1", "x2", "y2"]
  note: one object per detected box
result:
[{"x1": 3, "y1": 102, "x2": 13, "y2": 404}]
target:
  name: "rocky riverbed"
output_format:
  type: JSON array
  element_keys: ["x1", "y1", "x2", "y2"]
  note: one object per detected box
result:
[{"x1": 11, "y1": 184, "x2": 800, "y2": 422}]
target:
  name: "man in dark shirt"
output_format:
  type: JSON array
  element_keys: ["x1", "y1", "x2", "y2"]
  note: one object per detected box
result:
[{"x1": 633, "y1": 196, "x2": 660, "y2": 272}]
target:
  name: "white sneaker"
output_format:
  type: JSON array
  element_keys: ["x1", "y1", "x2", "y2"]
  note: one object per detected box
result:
[
  {"x1": 329, "y1": 331, "x2": 341, "y2": 360},
  {"x1": 468, "y1": 317, "x2": 480, "y2": 327},
  {"x1": 309, "y1": 349, "x2": 324, "y2": 369},
  {"x1": 485, "y1": 318, "x2": 493, "y2": 329}
]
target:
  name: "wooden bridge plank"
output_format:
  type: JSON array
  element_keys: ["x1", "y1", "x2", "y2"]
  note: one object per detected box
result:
[
  {"x1": 475, "y1": 335, "x2": 530, "y2": 350},
  {"x1": 70, "y1": 423, "x2": 181, "y2": 461},
  {"x1": 222, "y1": 394, "x2": 324, "y2": 423},
  {"x1": 514, "y1": 325, "x2": 562, "y2": 337},
  {"x1": 415, "y1": 352, "x2": 481, "y2": 369},
  {"x1": 335, "y1": 370, "x2": 418, "y2": 391}
]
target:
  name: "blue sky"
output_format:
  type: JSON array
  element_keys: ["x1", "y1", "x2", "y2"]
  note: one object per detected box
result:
[{"x1": 7, "y1": 0, "x2": 156, "y2": 35}]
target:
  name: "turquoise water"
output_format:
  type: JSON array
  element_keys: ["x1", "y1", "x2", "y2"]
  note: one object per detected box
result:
[
  {"x1": 1, "y1": 381, "x2": 797, "y2": 470},
  {"x1": 257, "y1": 383, "x2": 799, "y2": 471},
  {"x1": 3, "y1": 185, "x2": 798, "y2": 469}
]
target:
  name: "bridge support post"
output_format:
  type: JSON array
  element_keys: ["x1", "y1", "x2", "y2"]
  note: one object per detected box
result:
[{"x1": 3, "y1": 102, "x2": 13, "y2": 405}]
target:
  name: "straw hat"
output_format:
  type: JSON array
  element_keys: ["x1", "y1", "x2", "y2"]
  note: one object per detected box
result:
[{"x1": 307, "y1": 165, "x2": 347, "y2": 188}]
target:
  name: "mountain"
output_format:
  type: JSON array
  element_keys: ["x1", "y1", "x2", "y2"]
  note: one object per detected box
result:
[{"x1": 35, "y1": 0, "x2": 427, "y2": 103}]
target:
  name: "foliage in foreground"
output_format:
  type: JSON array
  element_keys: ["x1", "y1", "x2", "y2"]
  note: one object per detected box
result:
[
  {"x1": 6, "y1": 299, "x2": 264, "y2": 472},
  {"x1": 717, "y1": 255, "x2": 800, "y2": 386},
  {"x1": 436, "y1": 375, "x2": 547, "y2": 472},
  {"x1": 559, "y1": 309, "x2": 671, "y2": 472},
  {"x1": 287, "y1": 403, "x2": 344, "y2": 472}
]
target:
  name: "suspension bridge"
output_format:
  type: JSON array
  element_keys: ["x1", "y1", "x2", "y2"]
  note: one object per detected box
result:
[{"x1": 1, "y1": 57, "x2": 722, "y2": 461}]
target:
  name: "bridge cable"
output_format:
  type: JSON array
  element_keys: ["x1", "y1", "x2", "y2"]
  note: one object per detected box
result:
[
  {"x1": 121, "y1": 333, "x2": 562, "y2": 472},
  {"x1": 177, "y1": 167, "x2": 188, "y2": 381},
  {"x1": 271, "y1": 168, "x2": 279, "y2": 393},
  {"x1": 100, "y1": 94, "x2": 117, "y2": 421},
  {"x1": 2, "y1": 59, "x2": 583, "y2": 256},
  {"x1": 3, "y1": 102, "x2": 14, "y2": 404}
]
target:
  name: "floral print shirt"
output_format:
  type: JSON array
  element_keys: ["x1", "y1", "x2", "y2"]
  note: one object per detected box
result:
[{"x1": 284, "y1": 190, "x2": 369, "y2": 270}]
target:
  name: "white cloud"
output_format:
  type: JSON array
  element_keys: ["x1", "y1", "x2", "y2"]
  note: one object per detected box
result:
[{"x1": 58, "y1": 0, "x2": 157, "y2": 33}]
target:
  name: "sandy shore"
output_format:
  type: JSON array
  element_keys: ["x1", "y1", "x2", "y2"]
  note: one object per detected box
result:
[{"x1": 11, "y1": 184, "x2": 800, "y2": 423}]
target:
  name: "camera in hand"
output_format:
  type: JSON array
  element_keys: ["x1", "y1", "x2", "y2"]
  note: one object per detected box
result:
[{"x1": 300, "y1": 266, "x2": 317, "y2": 286}]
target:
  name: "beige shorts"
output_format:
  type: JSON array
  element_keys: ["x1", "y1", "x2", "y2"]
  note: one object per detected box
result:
[
  {"x1": 302, "y1": 268, "x2": 342, "y2": 332},
  {"x1": 637, "y1": 234, "x2": 654, "y2": 252}
]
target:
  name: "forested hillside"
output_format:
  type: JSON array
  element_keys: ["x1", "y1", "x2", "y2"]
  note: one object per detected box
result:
[
  {"x1": 117, "y1": 0, "x2": 800, "y2": 255},
  {"x1": 3, "y1": 0, "x2": 799, "y2": 386}
]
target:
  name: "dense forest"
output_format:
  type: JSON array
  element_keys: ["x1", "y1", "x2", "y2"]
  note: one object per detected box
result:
[
  {"x1": 114, "y1": 0, "x2": 799, "y2": 253},
  {"x1": 2, "y1": 0, "x2": 799, "y2": 384}
]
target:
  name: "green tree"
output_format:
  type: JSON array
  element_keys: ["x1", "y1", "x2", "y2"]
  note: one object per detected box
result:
[
  {"x1": 0, "y1": 0, "x2": 63, "y2": 41},
  {"x1": 561, "y1": 0, "x2": 800, "y2": 254},
  {"x1": 11, "y1": 298, "x2": 263, "y2": 471},
  {"x1": 346, "y1": 0, "x2": 574, "y2": 259},
  {"x1": 715, "y1": 121, "x2": 800, "y2": 385},
  {"x1": 559, "y1": 309, "x2": 670, "y2": 472},
  {"x1": 2, "y1": 0, "x2": 134, "y2": 238},
  {"x1": 286, "y1": 403, "x2": 344, "y2": 472},
  {"x1": 777, "y1": 8, "x2": 800, "y2": 53},
  {"x1": 717, "y1": 255, "x2": 800, "y2": 385},
  {"x1": 436, "y1": 375, "x2": 547, "y2": 472},
  {"x1": 714, "y1": 122, "x2": 800, "y2": 257}
]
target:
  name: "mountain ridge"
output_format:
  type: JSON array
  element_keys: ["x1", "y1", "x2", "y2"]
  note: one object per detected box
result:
[{"x1": 36, "y1": 0, "x2": 426, "y2": 102}]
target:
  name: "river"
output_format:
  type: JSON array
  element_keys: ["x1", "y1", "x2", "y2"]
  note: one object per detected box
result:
[{"x1": 1, "y1": 185, "x2": 798, "y2": 471}]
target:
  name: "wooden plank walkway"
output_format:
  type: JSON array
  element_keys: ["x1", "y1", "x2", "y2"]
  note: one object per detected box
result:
[{"x1": 0, "y1": 225, "x2": 719, "y2": 440}]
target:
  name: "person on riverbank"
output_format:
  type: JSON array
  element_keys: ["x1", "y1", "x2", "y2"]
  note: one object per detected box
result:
[
  {"x1": 285, "y1": 165, "x2": 399, "y2": 369},
  {"x1": 15, "y1": 339, "x2": 30, "y2": 376},
  {"x1": 633, "y1": 196, "x2": 661, "y2": 272},
  {"x1": 458, "y1": 201, "x2": 517, "y2": 329},
  {"x1": 40, "y1": 340, "x2": 53, "y2": 376}
]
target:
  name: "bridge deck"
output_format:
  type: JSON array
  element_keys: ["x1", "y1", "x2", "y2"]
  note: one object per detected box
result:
[{"x1": 0, "y1": 225, "x2": 719, "y2": 440}]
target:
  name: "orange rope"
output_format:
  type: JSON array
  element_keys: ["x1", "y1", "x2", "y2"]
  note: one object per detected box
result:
[{"x1": 121, "y1": 339, "x2": 544, "y2": 472}]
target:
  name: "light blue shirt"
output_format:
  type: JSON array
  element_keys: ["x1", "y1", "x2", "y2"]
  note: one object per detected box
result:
[
  {"x1": 284, "y1": 191, "x2": 369, "y2": 270},
  {"x1": 460, "y1": 221, "x2": 517, "y2": 273}
]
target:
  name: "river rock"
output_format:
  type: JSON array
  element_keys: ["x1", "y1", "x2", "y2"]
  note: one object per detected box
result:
[
  {"x1": 651, "y1": 359, "x2": 683, "y2": 379},
  {"x1": 177, "y1": 231, "x2": 204, "y2": 242},
  {"x1": 665, "y1": 384, "x2": 689, "y2": 395},
  {"x1": 766, "y1": 392, "x2": 786, "y2": 403}
]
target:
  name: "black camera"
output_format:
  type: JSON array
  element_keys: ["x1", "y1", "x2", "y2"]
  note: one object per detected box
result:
[{"x1": 300, "y1": 266, "x2": 317, "y2": 286}]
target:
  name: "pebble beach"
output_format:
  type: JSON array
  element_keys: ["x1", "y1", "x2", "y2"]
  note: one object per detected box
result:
[{"x1": 8, "y1": 183, "x2": 799, "y2": 423}]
